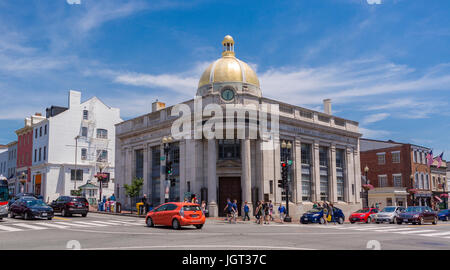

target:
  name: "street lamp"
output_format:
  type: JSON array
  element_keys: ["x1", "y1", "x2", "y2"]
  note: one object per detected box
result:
[
  {"x1": 410, "y1": 174, "x2": 415, "y2": 206},
  {"x1": 162, "y1": 136, "x2": 173, "y2": 203},
  {"x1": 281, "y1": 140, "x2": 292, "y2": 222},
  {"x1": 364, "y1": 165, "x2": 369, "y2": 208},
  {"x1": 74, "y1": 135, "x2": 80, "y2": 192}
]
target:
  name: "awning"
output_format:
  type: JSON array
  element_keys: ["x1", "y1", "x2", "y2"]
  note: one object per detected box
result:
[{"x1": 434, "y1": 196, "x2": 443, "y2": 203}]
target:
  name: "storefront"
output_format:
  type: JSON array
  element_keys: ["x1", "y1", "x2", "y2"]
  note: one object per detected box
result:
[
  {"x1": 432, "y1": 192, "x2": 449, "y2": 209},
  {"x1": 368, "y1": 187, "x2": 409, "y2": 208},
  {"x1": 415, "y1": 191, "x2": 432, "y2": 207}
]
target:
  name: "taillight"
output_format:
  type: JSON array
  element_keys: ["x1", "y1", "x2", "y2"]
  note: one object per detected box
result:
[
  {"x1": 85, "y1": 202, "x2": 89, "y2": 206},
  {"x1": 68, "y1": 202, "x2": 75, "y2": 206}
]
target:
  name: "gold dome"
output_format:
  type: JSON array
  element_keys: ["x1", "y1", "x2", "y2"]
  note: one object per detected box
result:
[{"x1": 198, "y1": 35, "x2": 260, "y2": 88}]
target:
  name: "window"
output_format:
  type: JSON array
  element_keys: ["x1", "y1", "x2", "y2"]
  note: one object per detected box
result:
[
  {"x1": 81, "y1": 127, "x2": 88, "y2": 137},
  {"x1": 378, "y1": 175, "x2": 388, "y2": 187},
  {"x1": 152, "y1": 148, "x2": 161, "y2": 167},
  {"x1": 269, "y1": 180, "x2": 273, "y2": 194},
  {"x1": 301, "y1": 165, "x2": 311, "y2": 201},
  {"x1": 135, "y1": 149, "x2": 144, "y2": 179},
  {"x1": 419, "y1": 152, "x2": 423, "y2": 164},
  {"x1": 44, "y1": 125, "x2": 47, "y2": 135},
  {"x1": 377, "y1": 153, "x2": 386, "y2": 165},
  {"x1": 392, "y1": 151, "x2": 400, "y2": 163},
  {"x1": 38, "y1": 148, "x2": 41, "y2": 161},
  {"x1": 71, "y1": 169, "x2": 83, "y2": 181},
  {"x1": 43, "y1": 146, "x2": 46, "y2": 160},
  {"x1": 96, "y1": 129, "x2": 108, "y2": 139},
  {"x1": 393, "y1": 174, "x2": 402, "y2": 187},
  {"x1": 319, "y1": 146, "x2": 329, "y2": 167},
  {"x1": 336, "y1": 149, "x2": 345, "y2": 168},
  {"x1": 301, "y1": 143, "x2": 311, "y2": 165},
  {"x1": 34, "y1": 149, "x2": 37, "y2": 162},
  {"x1": 39, "y1": 127, "x2": 42, "y2": 137},
  {"x1": 35, "y1": 129, "x2": 38, "y2": 139},
  {"x1": 413, "y1": 151, "x2": 417, "y2": 163},
  {"x1": 83, "y1": 110, "x2": 88, "y2": 120},
  {"x1": 337, "y1": 174, "x2": 345, "y2": 201},
  {"x1": 81, "y1": 148, "x2": 87, "y2": 160},
  {"x1": 320, "y1": 174, "x2": 329, "y2": 201},
  {"x1": 96, "y1": 150, "x2": 108, "y2": 162},
  {"x1": 218, "y1": 140, "x2": 240, "y2": 160}
]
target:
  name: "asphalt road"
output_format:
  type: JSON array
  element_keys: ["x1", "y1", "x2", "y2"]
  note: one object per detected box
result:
[{"x1": 1, "y1": 213, "x2": 450, "y2": 250}]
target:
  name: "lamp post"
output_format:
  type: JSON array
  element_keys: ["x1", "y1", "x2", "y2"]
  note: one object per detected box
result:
[
  {"x1": 281, "y1": 140, "x2": 292, "y2": 222},
  {"x1": 97, "y1": 162, "x2": 108, "y2": 202},
  {"x1": 74, "y1": 135, "x2": 80, "y2": 192},
  {"x1": 364, "y1": 165, "x2": 369, "y2": 208},
  {"x1": 162, "y1": 136, "x2": 173, "y2": 203},
  {"x1": 410, "y1": 174, "x2": 415, "y2": 206}
]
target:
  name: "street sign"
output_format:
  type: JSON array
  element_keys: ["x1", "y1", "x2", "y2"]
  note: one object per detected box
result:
[
  {"x1": 160, "y1": 156, "x2": 165, "y2": 161},
  {"x1": 287, "y1": 160, "x2": 293, "y2": 166}
]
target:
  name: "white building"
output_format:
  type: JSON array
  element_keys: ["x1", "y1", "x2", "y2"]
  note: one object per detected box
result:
[
  {"x1": 30, "y1": 90, "x2": 122, "y2": 203},
  {"x1": 115, "y1": 35, "x2": 363, "y2": 218},
  {"x1": 0, "y1": 146, "x2": 7, "y2": 180}
]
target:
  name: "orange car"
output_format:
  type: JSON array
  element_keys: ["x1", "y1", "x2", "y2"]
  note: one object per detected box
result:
[{"x1": 145, "y1": 202, "x2": 205, "y2": 230}]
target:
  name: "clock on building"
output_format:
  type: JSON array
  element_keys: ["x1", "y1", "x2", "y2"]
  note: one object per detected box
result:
[{"x1": 221, "y1": 88, "x2": 235, "y2": 101}]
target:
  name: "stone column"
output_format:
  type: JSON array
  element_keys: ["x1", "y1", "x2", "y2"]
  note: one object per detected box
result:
[
  {"x1": 330, "y1": 144, "x2": 337, "y2": 203},
  {"x1": 353, "y1": 143, "x2": 362, "y2": 204},
  {"x1": 312, "y1": 141, "x2": 321, "y2": 202},
  {"x1": 207, "y1": 139, "x2": 218, "y2": 217},
  {"x1": 147, "y1": 147, "x2": 153, "y2": 199},
  {"x1": 294, "y1": 138, "x2": 302, "y2": 203},
  {"x1": 274, "y1": 140, "x2": 282, "y2": 203},
  {"x1": 160, "y1": 144, "x2": 166, "y2": 204},
  {"x1": 179, "y1": 140, "x2": 186, "y2": 201},
  {"x1": 241, "y1": 139, "x2": 252, "y2": 216},
  {"x1": 125, "y1": 148, "x2": 133, "y2": 208},
  {"x1": 346, "y1": 147, "x2": 355, "y2": 204},
  {"x1": 142, "y1": 145, "x2": 149, "y2": 198}
]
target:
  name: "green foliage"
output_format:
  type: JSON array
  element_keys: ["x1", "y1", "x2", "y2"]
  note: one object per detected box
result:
[{"x1": 124, "y1": 177, "x2": 144, "y2": 200}]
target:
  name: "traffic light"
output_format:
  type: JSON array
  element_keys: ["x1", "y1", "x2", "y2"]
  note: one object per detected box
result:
[
  {"x1": 166, "y1": 161, "x2": 173, "y2": 175},
  {"x1": 281, "y1": 162, "x2": 288, "y2": 181},
  {"x1": 278, "y1": 180, "x2": 284, "y2": 188}
]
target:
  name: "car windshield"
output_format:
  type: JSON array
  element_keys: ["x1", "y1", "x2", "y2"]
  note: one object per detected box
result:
[
  {"x1": 72, "y1": 198, "x2": 87, "y2": 203},
  {"x1": 355, "y1": 209, "x2": 370, "y2": 213},
  {"x1": 438, "y1": 210, "x2": 449, "y2": 214},
  {"x1": 183, "y1": 205, "x2": 201, "y2": 211},
  {"x1": 0, "y1": 186, "x2": 8, "y2": 202},
  {"x1": 381, "y1": 207, "x2": 396, "y2": 213},
  {"x1": 24, "y1": 200, "x2": 47, "y2": 207},
  {"x1": 307, "y1": 208, "x2": 322, "y2": 213},
  {"x1": 406, "y1": 206, "x2": 424, "y2": 212}
]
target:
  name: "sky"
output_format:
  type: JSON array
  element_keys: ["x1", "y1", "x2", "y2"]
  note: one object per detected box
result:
[{"x1": 0, "y1": 0, "x2": 449, "y2": 159}]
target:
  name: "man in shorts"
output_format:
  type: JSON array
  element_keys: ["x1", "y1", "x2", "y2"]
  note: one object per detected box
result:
[{"x1": 223, "y1": 198, "x2": 233, "y2": 221}]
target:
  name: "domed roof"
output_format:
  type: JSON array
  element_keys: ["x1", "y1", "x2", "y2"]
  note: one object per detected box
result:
[{"x1": 198, "y1": 35, "x2": 260, "y2": 88}]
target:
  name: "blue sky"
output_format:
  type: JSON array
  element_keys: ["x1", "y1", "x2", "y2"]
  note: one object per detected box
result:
[{"x1": 0, "y1": 0, "x2": 449, "y2": 159}]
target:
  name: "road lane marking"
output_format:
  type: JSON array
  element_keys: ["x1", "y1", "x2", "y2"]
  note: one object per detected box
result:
[
  {"x1": 0, "y1": 224, "x2": 23, "y2": 232},
  {"x1": 72, "y1": 221, "x2": 109, "y2": 227},
  {"x1": 54, "y1": 222, "x2": 90, "y2": 227},
  {"x1": 89, "y1": 221, "x2": 127, "y2": 226},
  {"x1": 53, "y1": 217, "x2": 71, "y2": 221},
  {"x1": 36, "y1": 223, "x2": 68, "y2": 229},
  {"x1": 418, "y1": 231, "x2": 450, "y2": 237},
  {"x1": 371, "y1": 228, "x2": 415, "y2": 232},
  {"x1": 395, "y1": 230, "x2": 437, "y2": 234},
  {"x1": 12, "y1": 223, "x2": 47, "y2": 230}
]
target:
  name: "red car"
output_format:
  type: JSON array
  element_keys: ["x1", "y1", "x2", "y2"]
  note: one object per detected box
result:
[
  {"x1": 349, "y1": 208, "x2": 379, "y2": 223},
  {"x1": 145, "y1": 202, "x2": 205, "y2": 230}
]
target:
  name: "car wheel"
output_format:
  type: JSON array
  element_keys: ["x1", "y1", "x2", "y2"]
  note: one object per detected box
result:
[
  {"x1": 392, "y1": 217, "x2": 397, "y2": 224},
  {"x1": 350, "y1": 221, "x2": 355, "y2": 224},
  {"x1": 412, "y1": 222, "x2": 416, "y2": 225},
  {"x1": 319, "y1": 217, "x2": 325, "y2": 224},
  {"x1": 24, "y1": 212, "x2": 29, "y2": 220},
  {"x1": 418, "y1": 217, "x2": 423, "y2": 225},
  {"x1": 146, "y1": 217, "x2": 154, "y2": 227},
  {"x1": 47, "y1": 217, "x2": 52, "y2": 220},
  {"x1": 195, "y1": 224, "x2": 203, "y2": 229},
  {"x1": 82, "y1": 213, "x2": 87, "y2": 217},
  {"x1": 10, "y1": 212, "x2": 15, "y2": 219},
  {"x1": 172, "y1": 219, "x2": 180, "y2": 230},
  {"x1": 397, "y1": 221, "x2": 402, "y2": 225},
  {"x1": 432, "y1": 217, "x2": 438, "y2": 225},
  {"x1": 376, "y1": 221, "x2": 380, "y2": 224},
  {"x1": 445, "y1": 216, "x2": 449, "y2": 221},
  {"x1": 61, "y1": 209, "x2": 67, "y2": 217},
  {"x1": 338, "y1": 217, "x2": 344, "y2": 224},
  {"x1": 366, "y1": 217, "x2": 371, "y2": 223}
]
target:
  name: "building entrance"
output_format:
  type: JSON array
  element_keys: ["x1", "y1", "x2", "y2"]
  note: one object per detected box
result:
[{"x1": 218, "y1": 177, "x2": 242, "y2": 217}]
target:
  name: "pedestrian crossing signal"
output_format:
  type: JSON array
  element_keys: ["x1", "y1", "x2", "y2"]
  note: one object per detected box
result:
[{"x1": 166, "y1": 161, "x2": 173, "y2": 175}]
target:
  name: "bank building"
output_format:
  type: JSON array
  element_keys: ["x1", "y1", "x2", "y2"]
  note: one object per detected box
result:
[{"x1": 115, "y1": 35, "x2": 363, "y2": 218}]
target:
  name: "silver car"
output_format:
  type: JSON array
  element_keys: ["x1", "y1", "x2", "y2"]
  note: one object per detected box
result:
[
  {"x1": 375, "y1": 206, "x2": 405, "y2": 224},
  {"x1": 0, "y1": 203, "x2": 8, "y2": 220}
]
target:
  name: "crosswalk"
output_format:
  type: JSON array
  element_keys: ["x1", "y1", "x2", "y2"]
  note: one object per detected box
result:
[
  {"x1": 0, "y1": 219, "x2": 143, "y2": 233},
  {"x1": 314, "y1": 224, "x2": 450, "y2": 239}
]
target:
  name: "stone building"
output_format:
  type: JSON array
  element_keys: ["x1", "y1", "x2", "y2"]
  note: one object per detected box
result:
[{"x1": 115, "y1": 35, "x2": 363, "y2": 218}]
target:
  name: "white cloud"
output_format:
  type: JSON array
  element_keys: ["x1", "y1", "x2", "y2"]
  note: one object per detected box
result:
[
  {"x1": 361, "y1": 113, "x2": 390, "y2": 124},
  {"x1": 359, "y1": 127, "x2": 391, "y2": 139},
  {"x1": 367, "y1": 0, "x2": 382, "y2": 4},
  {"x1": 67, "y1": 0, "x2": 81, "y2": 5}
]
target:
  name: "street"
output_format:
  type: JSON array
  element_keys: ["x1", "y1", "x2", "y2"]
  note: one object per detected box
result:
[{"x1": 1, "y1": 213, "x2": 450, "y2": 250}]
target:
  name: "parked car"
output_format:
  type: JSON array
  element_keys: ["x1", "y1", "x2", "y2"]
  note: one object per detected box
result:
[
  {"x1": 8, "y1": 193, "x2": 38, "y2": 207},
  {"x1": 50, "y1": 196, "x2": 89, "y2": 217},
  {"x1": 437, "y1": 209, "x2": 450, "y2": 221},
  {"x1": 397, "y1": 206, "x2": 438, "y2": 225},
  {"x1": 300, "y1": 207, "x2": 345, "y2": 224},
  {"x1": 9, "y1": 197, "x2": 54, "y2": 220},
  {"x1": 145, "y1": 202, "x2": 205, "y2": 230},
  {"x1": 349, "y1": 208, "x2": 379, "y2": 223},
  {"x1": 375, "y1": 206, "x2": 405, "y2": 224}
]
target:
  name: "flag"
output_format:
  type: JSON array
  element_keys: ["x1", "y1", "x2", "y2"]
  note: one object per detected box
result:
[
  {"x1": 426, "y1": 150, "x2": 433, "y2": 166},
  {"x1": 436, "y1": 152, "x2": 444, "y2": 168}
]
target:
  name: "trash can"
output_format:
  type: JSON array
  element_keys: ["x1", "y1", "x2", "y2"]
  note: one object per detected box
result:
[
  {"x1": 116, "y1": 202, "x2": 122, "y2": 213},
  {"x1": 98, "y1": 202, "x2": 104, "y2": 212},
  {"x1": 136, "y1": 202, "x2": 144, "y2": 215}
]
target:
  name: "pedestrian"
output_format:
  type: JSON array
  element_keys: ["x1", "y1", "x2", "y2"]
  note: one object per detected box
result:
[
  {"x1": 223, "y1": 198, "x2": 233, "y2": 221},
  {"x1": 313, "y1": 201, "x2": 318, "y2": 209},
  {"x1": 322, "y1": 201, "x2": 329, "y2": 225},
  {"x1": 243, "y1": 201, "x2": 250, "y2": 221},
  {"x1": 201, "y1": 201, "x2": 207, "y2": 216},
  {"x1": 329, "y1": 203, "x2": 336, "y2": 225},
  {"x1": 110, "y1": 193, "x2": 116, "y2": 201},
  {"x1": 254, "y1": 201, "x2": 261, "y2": 223},
  {"x1": 263, "y1": 201, "x2": 270, "y2": 224},
  {"x1": 256, "y1": 201, "x2": 264, "y2": 225},
  {"x1": 269, "y1": 200, "x2": 274, "y2": 221},
  {"x1": 232, "y1": 199, "x2": 238, "y2": 223},
  {"x1": 317, "y1": 202, "x2": 322, "y2": 208},
  {"x1": 278, "y1": 204, "x2": 286, "y2": 223},
  {"x1": 141, "y1": 194, "x2": 149, "y2": 214}
]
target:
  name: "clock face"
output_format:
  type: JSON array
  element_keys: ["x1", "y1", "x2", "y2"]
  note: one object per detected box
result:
[{"x1": 221, "y1": 89, "x2": 235, "y2": 101}]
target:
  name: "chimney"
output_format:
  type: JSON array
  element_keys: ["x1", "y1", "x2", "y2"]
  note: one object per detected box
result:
[
  {"x1": 68, "y1": 90, "x2": 81, "y2": 109},
  {"x1": 152, "y1": 100, "x2": 166, "y2": 112},
  {"x1": 323, "y1": 99, "x2": 332, "y2": 115}
]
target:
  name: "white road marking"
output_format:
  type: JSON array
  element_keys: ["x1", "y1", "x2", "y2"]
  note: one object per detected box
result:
[
  {"x1": 12, "y1": 223, "x2": 47, "y2": 230},
  {"x1": 36, "y1": 223, "x2": 68, "y2": 229},
  {"x1": 0, "y1": 224, "x2": 23, "y2": 232},
  {"x1": 54, "y1": 222, "x2": 90, "y2": 227},
  {"x1": 418, "y1": 231, "x2": 450, "y2": 237},
  {"x1": 395, "y1": 230, "x2": 437, "y2": 234},
  {"x1": 371, "y1": 228, "x2": 415, "y2": 232},
  {"x1": 72, "y1": 221, "x2": 109, "y2": 227},
  {"x1": 89, "y1": 221, "x2": 127, "y2": 226}
]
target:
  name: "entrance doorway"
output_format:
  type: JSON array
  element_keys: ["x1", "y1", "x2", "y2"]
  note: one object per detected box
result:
[{"x1": 218, "y1": 177, "x2": 242, "y2": 217}]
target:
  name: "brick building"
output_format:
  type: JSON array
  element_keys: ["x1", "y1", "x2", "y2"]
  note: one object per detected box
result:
[{"x1": 360, "y1": 139, "x2": 432, "y2": 209}]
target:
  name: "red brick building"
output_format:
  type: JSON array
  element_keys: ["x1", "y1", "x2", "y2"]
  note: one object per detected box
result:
[{"x1": 360, "y1": 139, "x2": 432, "y2": 208}]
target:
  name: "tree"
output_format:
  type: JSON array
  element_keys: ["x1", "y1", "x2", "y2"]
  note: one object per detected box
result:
[{"x1": 124, "y1": 177, "x2": 144, "y2": 214}]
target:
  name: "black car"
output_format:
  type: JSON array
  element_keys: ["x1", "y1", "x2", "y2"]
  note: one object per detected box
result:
[
  {"x1": 9, "y1": 197, "x2": 54, "y2": 220},
  {"x1": 8, "y1": 193, "x2": 39, "y2": 207},
  {"x1": 50, "y1": 196, "x2": 89, "y2": 217}
]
